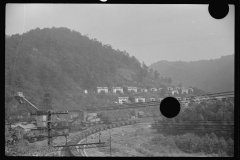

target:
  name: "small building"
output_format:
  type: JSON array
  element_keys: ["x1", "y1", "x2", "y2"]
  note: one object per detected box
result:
[
  {"x1": 11, "y1": 122, "x2": 37, "y2": 139},
  {"x1": 171, "y1": 89, "x2": 179, "y2": 95},
  {"x1": 181, "y1": 87, "x2": 189, "y2": 94},
  {"x1": 150, "y1": 88, "x2": 158, "y2": 92},
  {"x1": 112, "y1": 87, "x2": 124, "y2": 94},
  {"x1": 86, "y1": 113, "x2": 98, "y2": 121},
  {"x1": 127, "y1": 87, "x2": 138, "y2": 93},
  {"x1": 159, "y1": 97, "x2": 164, "y2": 102},
  {"x1": 167, "y1": 87, "x2": 173, "y2": 91},
  {"x1": 135, "y1": 97, "x2": 145, "y2": 103},
  {"x1": 30, "y1": 115, "x2": 48, "y2": 128},
  {"x1": 68, "y1": 110, "x2": 84, "y2": 119},
  {"x1": 97, "y1": 87, "x2": 109, "y2": 93},
  {"x1": 188, "y1": 88, "x2": 194, "y2": 94},
  {"x1": 83, "y1": 90, "x2": 88, "y2": 94},
  {"x1": 116, "y1": 97, "x2": 129, "y2": 104}
]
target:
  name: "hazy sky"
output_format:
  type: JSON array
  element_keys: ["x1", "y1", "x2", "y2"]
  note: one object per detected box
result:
[{"x1": 6, "y1": 4, "x2": 234, "y2": 65}]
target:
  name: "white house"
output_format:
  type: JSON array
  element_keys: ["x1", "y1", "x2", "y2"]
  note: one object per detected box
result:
[
  {"x1": 135, "y1": 97, "x2": 145, "y2": 103},
  {"x1": 181, "y1": 87, "x2": 189, "y2": 94},
  {"x1": 150, "y1": 88, "x2": 158, "y2": 92},
  {"x1": 188, "y1": 88, "x2": 194, "y2": 94},
  {"x1": 127, "y1": 87, "x2": 138, "y2": 93},
  {"x1": 83, "y1": 90, "x2": 88, "y2": 94},
  {"x1": 112, "y1": 87, "x2": 124, "y2": 94},
  {"x1": 159, "y1": 97, "x2": 164, "y2": 102},
  {"x1": 116, "y1": 97, "x2": 129, "y2": 104},
  {"x1": 171, "y1": 89, "x2": 179, "y2": 95},
  {"x1": 97, "y1": 87, "x2": 108, "y2": 93}
]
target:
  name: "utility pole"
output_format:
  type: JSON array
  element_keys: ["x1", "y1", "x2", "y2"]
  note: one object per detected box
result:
[
  {"x1": 47, "y1": 110, "x2": 52, "y2": 146},
  {"x1": 109, "y1": 128, "x2": 112, "y2": 156},
  {"x1": 43, "y1": 90, "x2": 52, "y2": 110},
  {"x1": 99, "y1": 132, "x2": 101, "y2": 143}
]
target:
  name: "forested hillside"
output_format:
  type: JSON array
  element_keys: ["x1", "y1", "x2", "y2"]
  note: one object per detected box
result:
[
  {"x1": 149, "y1": 54, "x2": 234, "y2": 93},
  {"x1": 5, "y1": 27, "x2": 167, "y2": 117}
]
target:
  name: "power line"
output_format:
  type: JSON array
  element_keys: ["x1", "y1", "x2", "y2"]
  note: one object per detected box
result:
[
  {"x1": 89, "y1": 92, "x2": 234, "y2": 112},
  {"x1": 11, "y1": 4, "x2": 26, "y2": 92},
  {"x1": 108, "y1": 34, "x2": 233, "y2": 46}
]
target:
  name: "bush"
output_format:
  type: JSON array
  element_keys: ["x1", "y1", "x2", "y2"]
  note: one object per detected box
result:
[{"x1": 172, "y1": 133, "x2": 232, "y2": 156}]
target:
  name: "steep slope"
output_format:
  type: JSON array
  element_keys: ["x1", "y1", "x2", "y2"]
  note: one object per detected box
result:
[
  {"x1": 5, "y1": 27, "x2": 163, "y2": 115},
  {"x1": 149, "y1": 54, "x2": 234, "y2": 93}
]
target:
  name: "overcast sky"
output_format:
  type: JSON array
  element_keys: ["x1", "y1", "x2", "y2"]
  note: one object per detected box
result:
[{"x1": 6, "y1": 4, "x2": 234, "y2": 65}]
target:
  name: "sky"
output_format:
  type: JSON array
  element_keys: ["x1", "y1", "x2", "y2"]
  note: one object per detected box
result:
[{"x1": 6, "y1": 4, "x2": 234, "y2": 65}]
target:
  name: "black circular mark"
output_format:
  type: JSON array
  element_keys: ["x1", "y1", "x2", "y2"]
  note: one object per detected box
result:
[
  {"x1": 160, "y1": 97, "x2": 180, "y2": 118},
  {"x1": 208, "y1": 2, "x2": 229, "y2": 19}
]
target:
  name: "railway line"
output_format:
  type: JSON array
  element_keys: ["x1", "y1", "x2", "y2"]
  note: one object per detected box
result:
[{"x1": 60, "y1": 116, "x2": 155, "y2": 156}]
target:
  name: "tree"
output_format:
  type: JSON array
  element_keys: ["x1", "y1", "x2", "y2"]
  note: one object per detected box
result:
[
  {"x1": 178, "y1": 83, "x2": 182, "y2": 88},
  {"x1": 154, "y1": 70, "x2": 160, "y2": 79},
  {"x1": 167, "y1": 77, "x2": 172, "y2": 84},
  {"x1": 142, "y1": 62, "x2": 148, "y2": 70},
  {"x1": 149, "y1": 68, "x2": 153, "y2": 74},
  {"x1": 135, "y1": 69, "x2": 144, "y2": 82}
]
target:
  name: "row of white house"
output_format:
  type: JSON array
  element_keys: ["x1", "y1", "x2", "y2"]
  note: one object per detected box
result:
[
  {"x1": 115, "y1": 95, "x2": 214, "y2": 105},
  {"x1": 115, "y1": 96, "x2": 185, "y2": 104},
  {"x1": 84, "y1": 86, "x2": 194, "y2": 95}
]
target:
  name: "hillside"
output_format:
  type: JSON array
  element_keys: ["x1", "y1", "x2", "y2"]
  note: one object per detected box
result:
[
  {"x1": 149, "y1": 54, "x2": 234, "y2": 93},
  {"x1": 5, "y1": 27, "x2": 169, "y2": 120}
]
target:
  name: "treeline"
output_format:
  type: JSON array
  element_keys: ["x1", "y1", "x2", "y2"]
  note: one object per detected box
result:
[{"x1": 152, "y1": 100, "x2": 234, "y2": 156}]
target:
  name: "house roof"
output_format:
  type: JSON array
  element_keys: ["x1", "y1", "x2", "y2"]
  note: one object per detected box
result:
[{"x1": 11, "y1": 122, "x2": 37, "y2": 130}]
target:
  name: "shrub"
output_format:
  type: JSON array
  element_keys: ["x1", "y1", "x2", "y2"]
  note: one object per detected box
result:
[{"x1": 172, "y1": 133, "x2": 233, "y2": 156}]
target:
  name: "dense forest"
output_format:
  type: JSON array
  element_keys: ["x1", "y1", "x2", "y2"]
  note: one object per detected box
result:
[
  {"x1": 150, "y1": 54, "x2": 234, "y2": 93},
  {"x1": 5, "y1": 27, "x2": 175, "y2": 120}
]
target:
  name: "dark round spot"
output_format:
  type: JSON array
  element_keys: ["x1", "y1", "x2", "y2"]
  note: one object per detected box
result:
[
  {"x1": 208, "y1": 2, "x2": 229, "y2": 19},
  {"x1": 160, "y1": 97, "x2": 180, "y2": 118}
]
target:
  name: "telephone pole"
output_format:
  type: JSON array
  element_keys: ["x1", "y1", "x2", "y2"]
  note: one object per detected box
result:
[
  {"x1": 47, "y1": 110, "x2": 52, "y2": 146},
  {"x1": 109, "y1": 128, "x2": 112, "y2": 156},
  {"x1": 43, "y1": 90, "x2": 52, "y2": 110},
  {"x1": 99, "y1": 132, "x2": 101, "y2": 143}
]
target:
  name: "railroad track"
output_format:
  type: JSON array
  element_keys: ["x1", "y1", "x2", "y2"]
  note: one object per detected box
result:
[{"x1": 66, "y1": 116, "x2": 155, "y2": 156}]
